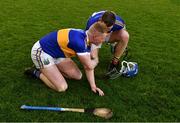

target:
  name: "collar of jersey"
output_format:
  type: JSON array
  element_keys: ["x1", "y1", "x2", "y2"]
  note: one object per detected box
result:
[{"x1": 85, "y1": 31, "x2": 90, "y2": 46}]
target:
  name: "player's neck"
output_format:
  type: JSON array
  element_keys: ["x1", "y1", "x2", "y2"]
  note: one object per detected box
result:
[{"x1": 85, "y1": 31, "x2": 90, "y2": 46}]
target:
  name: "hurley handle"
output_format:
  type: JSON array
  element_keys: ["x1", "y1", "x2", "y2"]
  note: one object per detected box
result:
[{"x1": 20, "y1": 105, "x2": 65, "y2": 111}]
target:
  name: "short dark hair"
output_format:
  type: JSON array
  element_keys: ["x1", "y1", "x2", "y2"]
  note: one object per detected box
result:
[{"x1": 101, "y1": 11, "x2": 116, "y2": 27}]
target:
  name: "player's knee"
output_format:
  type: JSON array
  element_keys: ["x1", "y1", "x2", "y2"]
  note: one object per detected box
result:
[
  {"x1": 124, "y1": 32, "x2": 129, "y2": 42},
  {"x1": 56, "y1": 83, "x2": 68, "y2": 92},
  {"x1": 70, "y1": 70, "x2": 82, "y2": 80},
  {"x1": 76, "y1": 72, "x2": 82, "y2": 80},
  {"x1": 121, "y1": 31, "x2": 129, "y2": 43},
  {"x1": 73, "y1": 72, "x2": 82, "y2": 80},
  {"x1": 116, "y1": 30, "x2": 129, "y2": 43}
]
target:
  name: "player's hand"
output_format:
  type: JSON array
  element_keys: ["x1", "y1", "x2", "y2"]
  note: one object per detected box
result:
[{"x1": 91, "y1": 87, "x2": 104, "y2": 96}]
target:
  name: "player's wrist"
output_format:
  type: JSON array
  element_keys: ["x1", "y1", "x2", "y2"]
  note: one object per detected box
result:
[{"x1": 91, "y1": 85, "x2": 97, "y2": 90}]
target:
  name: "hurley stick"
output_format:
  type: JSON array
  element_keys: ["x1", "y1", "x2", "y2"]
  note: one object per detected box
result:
[{"x1": 20, "y1": 105, "x2": 113, "y2": 119}]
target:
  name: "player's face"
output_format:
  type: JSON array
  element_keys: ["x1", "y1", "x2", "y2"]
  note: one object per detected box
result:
[
  {"x1": 107, "y1": 26, "x2": 113, "y2": 33},
  {"x1": 92, "y1": 33, "x2": 107, "y2": 45},
  {"x1": 101, "y1": 21, "x2": 113, "y2": 33}
]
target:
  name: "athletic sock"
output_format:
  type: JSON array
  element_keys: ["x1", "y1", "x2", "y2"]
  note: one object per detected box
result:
[
  {"x1": 111, "y1": 56, "x2": 119, "y2": 66},
  {"x1": 107, "y1": 57, "x2": 120, "y2": 72},
  {"x1": 33, "y1": 69, "x2": 41, "y2": 78}
]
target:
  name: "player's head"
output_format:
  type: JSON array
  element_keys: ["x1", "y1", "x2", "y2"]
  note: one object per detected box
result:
[
  {"x1": 100, "y1": 11, "x2": 116, "y2": 30},
  {"x1": 87, "y1": 22, "x2": 108, "y2": 46}
]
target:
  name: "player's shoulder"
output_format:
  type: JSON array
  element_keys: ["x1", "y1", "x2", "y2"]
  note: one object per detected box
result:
[
  {"x1": 115, "y1": 15, "x2": 125, "y2": 26},
  {"x1": 91, "y1": 10, "x2": 106, "y2": 17},
  {"x1": 69, "y1": 29, "x2": 87, "y2": 47},
  {"x1": 69, "y1": 29, "x2": 86, "y2": 39},
  {"x1": 70, "y1": 28, "x2": 85, "y2": 33},
  {"x1": 69, "y1": 29, "x2": 88, "y2": 52},
  {"x1": 115, "y1": 14, "x2": 124, "y2": 21}
]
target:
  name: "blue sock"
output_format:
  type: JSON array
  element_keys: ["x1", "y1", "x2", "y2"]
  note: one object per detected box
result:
[{"x1": 33, "y1": 69, "x2": 41, "y2": 78}]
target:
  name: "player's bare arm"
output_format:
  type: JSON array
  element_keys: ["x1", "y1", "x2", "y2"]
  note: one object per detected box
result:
[{"x1": 78, "y1": 54, "x2": 104, "y2": 96}]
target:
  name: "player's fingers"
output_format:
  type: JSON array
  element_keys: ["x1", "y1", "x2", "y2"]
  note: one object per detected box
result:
[{"x1": 96, "y1": 88, "x2": 104, "y2": 96}]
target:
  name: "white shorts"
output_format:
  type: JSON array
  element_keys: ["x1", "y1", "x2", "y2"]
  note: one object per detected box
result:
[{"x1": 31, "y1": 41, "x2": 65, "y2": 69}]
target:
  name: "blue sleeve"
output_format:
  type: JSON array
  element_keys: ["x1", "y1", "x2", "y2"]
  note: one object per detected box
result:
[
  {"x1": 85, "y1": 11, "x2": 105, "y2": 30},
  {"x1": 111, "y1": 15, "x2": 125, "y2": 31},
  {"x1": 74, "y1": 39, "x2": 87, "y2": 53},
  {"x1": 68, "y1": 29, "x2": 89, "y2": 53}
]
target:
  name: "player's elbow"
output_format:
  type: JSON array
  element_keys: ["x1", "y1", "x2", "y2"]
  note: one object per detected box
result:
[
  {"x1": 95, "y1": 59, "x2": 99, "y2": 65},
  {"x1": 84, "y1": 64, "x2": 94, "y2": 70}
]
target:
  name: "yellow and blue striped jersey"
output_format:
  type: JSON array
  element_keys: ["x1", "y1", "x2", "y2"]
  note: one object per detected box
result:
[
  {"x1": 39, "y1": 29, "x2": 90, "y2": 58},
  {"x1": 86, "y1": 11, "x2": 125, "y2": 32}
]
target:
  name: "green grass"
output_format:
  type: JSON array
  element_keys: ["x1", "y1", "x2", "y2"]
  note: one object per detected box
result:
[{"x1": 0, "y1": 0, "x2": 180, "y2": 122}]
